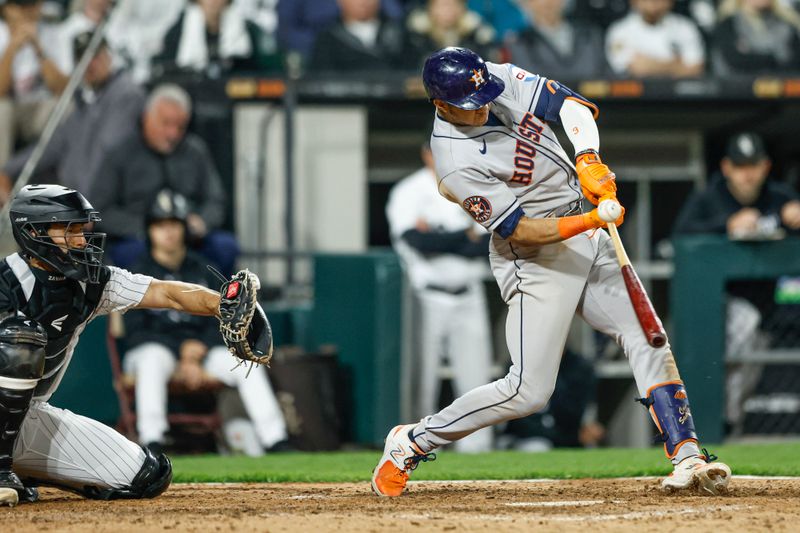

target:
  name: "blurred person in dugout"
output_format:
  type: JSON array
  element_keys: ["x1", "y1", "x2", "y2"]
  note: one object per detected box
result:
[
  {"x1": 405, "y1": 0, "x2": 497, "y2": 63},
  {"x1": 309, "y1": 0, "x2": 419, "y2": 73},
  {"x1": 123, "y1": 190, "x2": 288, "y2": 456},
  {"x1": 504, "y1": 0, "x2": 609, "y2": 79},
  {"x1": 90, "y1": 83, "x2": 239, "y2": 276},
  {"x1": 0, "y1": 32, "x2": 145, "y2": 204},
  {"x1": 711, "y1": 0, "x2": 800, "y2": 75},
  {"x1": 155, "y1": 0, "x2": 272, "y2": 77},
  {"x1": 673, "y1": 131, "x2": 800, "y2": 434},
  {"x1": 58, "y1": 0, "x2": 112, "y2": 70},
  {"x1": 605, "y1": 0, "x2": 706, "y2": 78},
  {"x1": 277, "y1": 0, "x2": 404, "y2": 63},
  {"x1": 0, "y1": 0, "x2": 71, "y2": 167},
  {"x1": 386, "y1": 140, "x2": 494, "y2": 453}
]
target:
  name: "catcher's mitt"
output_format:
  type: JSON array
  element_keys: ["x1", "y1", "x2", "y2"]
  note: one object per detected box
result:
[{"x1": 218, "y1": 269, "x2": 273, "y2": 367}]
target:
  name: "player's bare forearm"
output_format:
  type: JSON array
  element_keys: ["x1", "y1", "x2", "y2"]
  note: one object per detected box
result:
[
  {"x1": 40, "y1": 58, "x2": 68, "y2": 94},
  {"x1": 136, "y1": 279, "x2": 220, "y2": 317},
  {"x1": 508, "y1": 208, "x2": 620, "y2": 247},
  {"x1": 0, "y1": 49, "x2": 15, "y2": 96},
  {"x1": 508, "y1": 217, "x2": 564, "y2": 246}
]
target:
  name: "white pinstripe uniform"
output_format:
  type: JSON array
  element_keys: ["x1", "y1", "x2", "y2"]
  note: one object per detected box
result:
[
  {"x1": 0, "y1": 254, "x2": 151, "y2": 491},
  {"x1": 411, "y1": 62, "x2": 699, "y2": 465}
]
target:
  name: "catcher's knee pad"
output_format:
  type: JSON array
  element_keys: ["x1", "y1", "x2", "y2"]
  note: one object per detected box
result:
[
  {"x1": 0, "y1": 317, "x2": 47, "y2": 466},
  {"x1": 637, "y1": 381, "x2": 697, "y2": 458},
  {"x1": 81, "y1": 446, "x2": 172, "y2": 500},
  {"x1": 0, "y1": 317, "x2": 47, "y2": 382}
]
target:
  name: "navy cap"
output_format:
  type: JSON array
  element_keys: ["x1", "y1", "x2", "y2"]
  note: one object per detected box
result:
[{"x1": 726, "y1": 132, "x2": 768, "y2": 165}]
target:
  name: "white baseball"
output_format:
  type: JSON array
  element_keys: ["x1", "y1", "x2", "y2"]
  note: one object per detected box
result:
[{"x1": 598, "y1": 199, "x2": 622, "y2": 223}]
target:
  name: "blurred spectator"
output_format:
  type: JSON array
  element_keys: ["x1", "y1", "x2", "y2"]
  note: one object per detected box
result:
[
  {"x1": 124, "y1": 189, "x2": 288, "y2": 456},
  {"x1": 0, "y1": 32, "x2": 144, "y2": 204},
  {"x1": 505, "y1": 0, "x2": 608, "y2": 79},
  {"x1": 711, "y1": 0, "x2": 800, "y2": 75},
  {"x1": 59, "y1": 0, "x2": 111, "y2": 70},
  {"x1": 155, "y1": 0, "x2": 257, "y2": 76},
  {"x1": 386, "y1": 140, "x2": 494, "y2": 452},
  {"x1": 235, "y1": 0, "x2": 278, "y2": 33},
  {"x1": 309, "y1": 0, "x2": 418, "y2": 73},
  {"x1": 0, "y1": 0, "x2": 71, "y2": 167},
  {"x1": 90, "y1": 83, "x2": 239, "y2": 275},
  {"x1": 407, "y1": 0, "x2": 496, "y2": 62},
  {"x1": 233, "y1": 0, "x2": 283, "y2": 72},
  {"x1": 106, "y1": 0, "x2": 186, "y2": 82},
  {"x1": 605, "y1": 0, "x2": 705, "y2": 78},
  {"x1": 467, "y1": 0, "x2": 527, "y2": 39},
  {"x1": 674, "y1": 132, "x2": 800, "y2": 238},
  {"x1": 277, "y1": 0, "x2": 404, "y2": 65}
]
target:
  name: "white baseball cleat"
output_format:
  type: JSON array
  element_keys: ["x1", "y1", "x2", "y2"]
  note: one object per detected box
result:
[
  {"x1": 371, "y1": 424, "x2": 435, "y2": 497},
  {"x1": 661, "y1": 454, "x2": 731, "y2": 495}
]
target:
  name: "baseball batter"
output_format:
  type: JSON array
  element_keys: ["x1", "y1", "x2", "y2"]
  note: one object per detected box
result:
[
  {"x1": 372, "y1": 47, "x2": 731, "y2": 497},
  {"x1": 0, "y1": 184, "x2": 265, "y2": 507}
]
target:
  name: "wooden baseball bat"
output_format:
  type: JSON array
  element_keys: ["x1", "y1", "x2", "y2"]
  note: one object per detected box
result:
[{"x1": 606, "y1": 222, "x2": 667, "y2": 348}]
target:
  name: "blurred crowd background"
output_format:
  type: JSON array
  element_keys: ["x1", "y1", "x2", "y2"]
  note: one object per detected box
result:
[{"x1": 1, "y1": 0, "x2": 799, "y2": 456}]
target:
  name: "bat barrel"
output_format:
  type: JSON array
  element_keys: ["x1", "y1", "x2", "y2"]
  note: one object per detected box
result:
[{"x1": 620, "y1": 265, "x2": 667, "y2": 348}]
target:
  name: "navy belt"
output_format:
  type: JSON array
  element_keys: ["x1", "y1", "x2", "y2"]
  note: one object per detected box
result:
[{"x1": 426, "y1": 284, "x2": 469, "y2": 296}]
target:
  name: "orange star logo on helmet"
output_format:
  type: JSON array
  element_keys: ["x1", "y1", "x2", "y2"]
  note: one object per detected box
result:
[{"x1": 470, "y1": 68, "x2": 485, "y2": 89}]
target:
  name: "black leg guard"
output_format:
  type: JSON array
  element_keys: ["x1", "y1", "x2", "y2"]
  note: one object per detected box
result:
[
  {"x1": 0, "y1": 317, "x2": 47, "y2": 505},
  {"x1": 74, "y1": 446, "x2": 172, "y2": 501}
]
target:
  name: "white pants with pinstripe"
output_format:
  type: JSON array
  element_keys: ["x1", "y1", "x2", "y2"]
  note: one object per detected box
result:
[
  {"x1": 416, "y1": 229, "x2": 699, "y2": 463},
  {"x1": 13, "y1": 400, "x2": 146, "y2": 491}
]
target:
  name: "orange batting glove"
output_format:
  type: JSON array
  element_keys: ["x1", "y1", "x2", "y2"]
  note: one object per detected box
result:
[{"x1": 575, "y1": 150, "x2": 617, "y2": 206}]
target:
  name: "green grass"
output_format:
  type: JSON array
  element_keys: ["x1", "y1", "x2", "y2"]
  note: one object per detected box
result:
[{"x1": 170, "y1": 442, "x2": 800, "y2": 483}]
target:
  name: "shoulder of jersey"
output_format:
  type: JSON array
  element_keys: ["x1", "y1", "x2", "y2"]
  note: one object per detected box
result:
[{"x1": 488, "y1": 62, "x2": 541, "y2": 85}]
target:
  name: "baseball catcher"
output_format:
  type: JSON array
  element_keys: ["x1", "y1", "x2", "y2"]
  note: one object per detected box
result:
[{"x1": 0, "y1": 184, "x2": 272, "y2": 507}]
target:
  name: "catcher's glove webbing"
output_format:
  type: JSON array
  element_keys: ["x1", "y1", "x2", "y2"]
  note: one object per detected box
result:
[{"x1": 217, "y1": 269, "x2": 273, "y2": 369}]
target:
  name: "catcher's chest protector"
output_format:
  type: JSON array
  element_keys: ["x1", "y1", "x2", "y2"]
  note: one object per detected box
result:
[{"x1": 0, "y1": 255, "x2": 107, "y2": 397}]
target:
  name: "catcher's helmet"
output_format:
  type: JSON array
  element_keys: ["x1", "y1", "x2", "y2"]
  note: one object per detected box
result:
[
  {"x1": 9, "y1": 184, "x2": 106, "y2": 283},
  {"x1": 422, "y1": 47, "x2": 505, "y2": 110}
]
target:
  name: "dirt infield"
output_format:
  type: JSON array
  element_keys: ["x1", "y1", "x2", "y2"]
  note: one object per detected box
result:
[{"x1": 4, "y1": 477, "x2": 799, "y2": 532}]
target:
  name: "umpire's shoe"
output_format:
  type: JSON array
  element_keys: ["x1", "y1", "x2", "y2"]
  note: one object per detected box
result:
[
  {"x1": 371, "y1": 424, "x2": 435, "y2": 497},
  {"x1": 661, "y1": 450, "x2": 731, "y2": 495},
  {"x1": 0, "y1": 470, "x2": 36, "y2": 507}
]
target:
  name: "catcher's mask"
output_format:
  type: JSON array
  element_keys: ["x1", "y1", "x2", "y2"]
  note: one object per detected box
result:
[{"x1": 9, "y1": 184, "x2": 106, "y2": 283}]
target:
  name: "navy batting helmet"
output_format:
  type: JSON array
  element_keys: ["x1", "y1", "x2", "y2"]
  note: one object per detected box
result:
[{"x1": 422, "y1": 47, "x2": 504, "y2": 110}]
